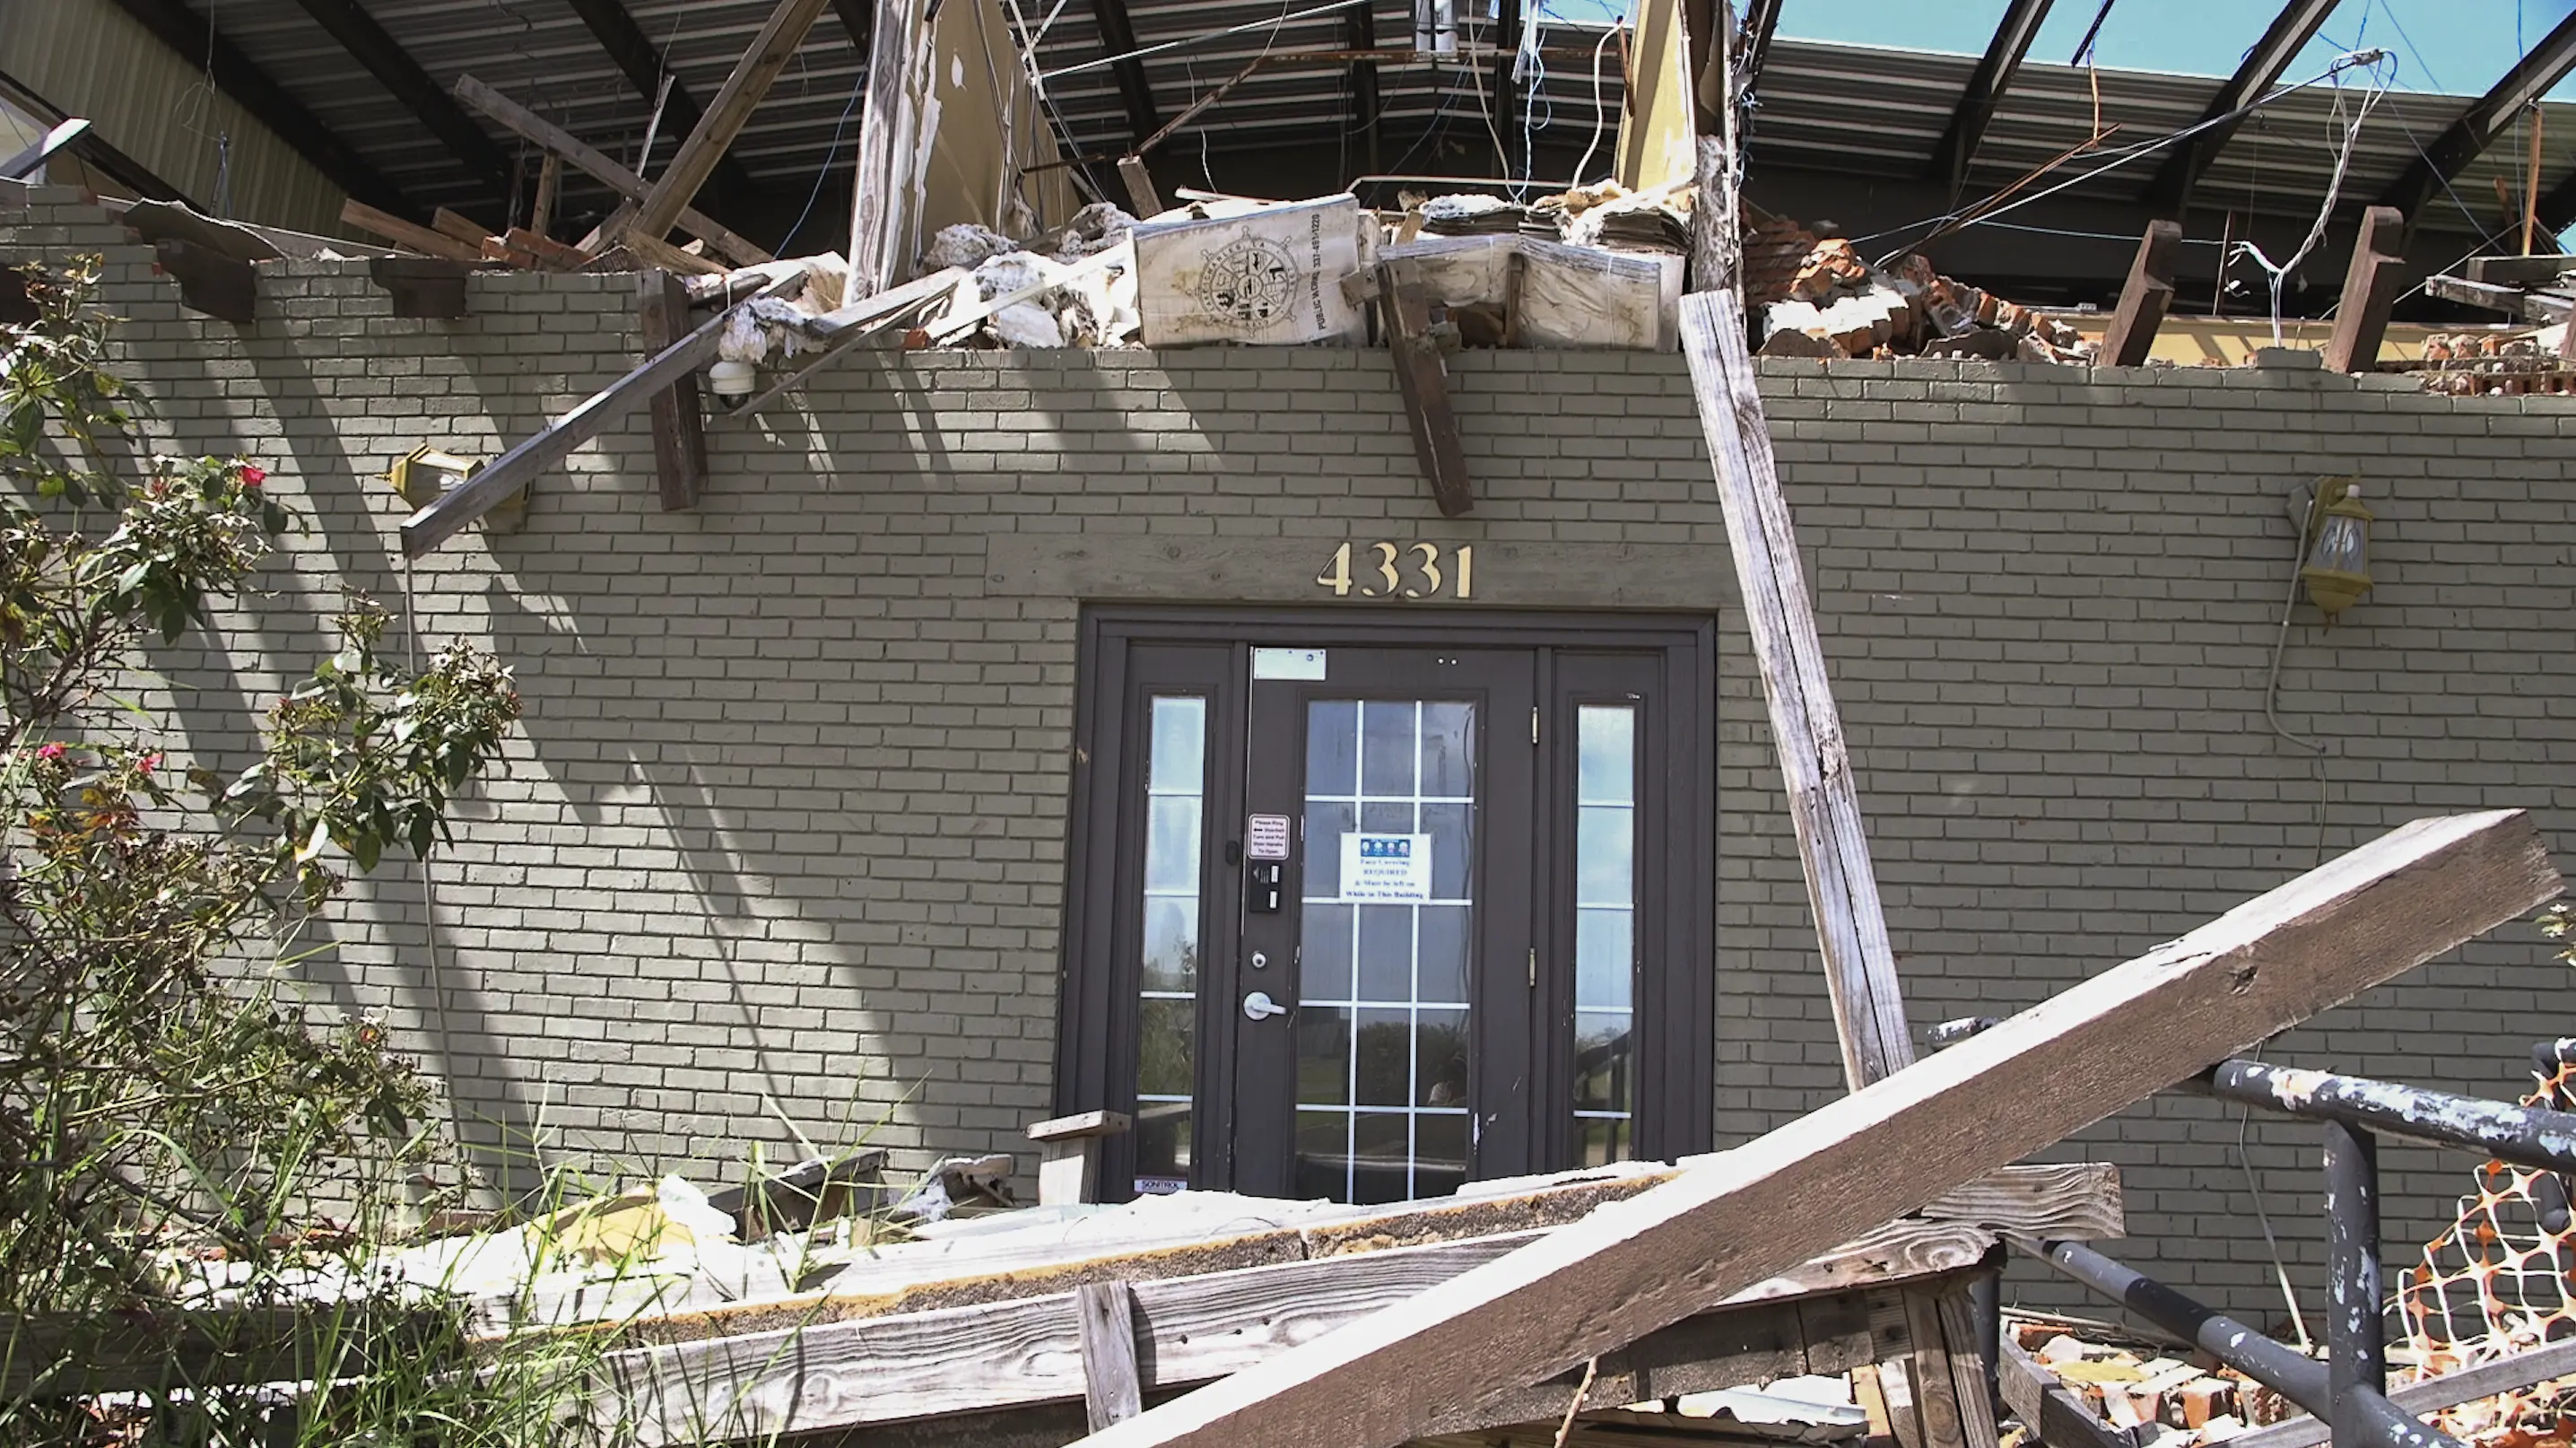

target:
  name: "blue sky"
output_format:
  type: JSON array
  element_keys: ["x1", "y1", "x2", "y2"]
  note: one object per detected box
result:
[{"x1": 1535, "y1": 0, "x2": 2576, "y2": 100}]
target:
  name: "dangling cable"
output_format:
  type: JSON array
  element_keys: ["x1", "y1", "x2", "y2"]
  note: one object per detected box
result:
[{"x1": 2225, "y1": 49, "x2": 2393, "y2": 345}]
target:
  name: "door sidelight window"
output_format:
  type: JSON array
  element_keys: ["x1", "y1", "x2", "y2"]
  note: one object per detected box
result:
[
  {"x1": 1572, "y1": 703, "x2": 1639, "y2": 1166},
  {"x1": 1136, "y1": 694, "x2": 1207, "y2": 1193}
]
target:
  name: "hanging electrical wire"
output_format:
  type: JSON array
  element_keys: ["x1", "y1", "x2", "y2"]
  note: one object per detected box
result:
[
  {"x1": 1040, "y1": 0, "x2": 1369, "y2": 83},
  {"x1": 1854, "y1": 48, "x2": 2392, "y2": 263},
  {"x1": 2226, "y1": 49, "x2": 2394, "y2": 345},
  {"x1": 1570, "y1": 13, "x2": 1619, "y2": 188}
]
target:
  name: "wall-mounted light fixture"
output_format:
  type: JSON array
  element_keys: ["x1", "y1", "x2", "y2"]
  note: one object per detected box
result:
[
  {"x1": 2298, "y1": 475, "x2": 2374, "y2": 621},
  {"x1": 387, "y1": 445, "x2": 526, "y2": 534}
]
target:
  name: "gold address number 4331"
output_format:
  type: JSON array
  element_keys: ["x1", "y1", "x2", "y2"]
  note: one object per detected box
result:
[{"x1": 1315, "y1": 541, "x2": 1476, "y2": 600}]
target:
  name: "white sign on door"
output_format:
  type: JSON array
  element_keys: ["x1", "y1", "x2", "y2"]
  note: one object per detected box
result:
[
  {"x1": 1246, "y1": 813, "x2": 1292, "y2": 861},
  {"x1": 1339, "y1": 832, "x2": 1433, "y2": 902}
]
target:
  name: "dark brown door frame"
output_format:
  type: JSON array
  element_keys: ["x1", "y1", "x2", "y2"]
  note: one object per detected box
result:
[{"x1": 1057, "y1": 606, "x2": 1718, "y2": 1197}]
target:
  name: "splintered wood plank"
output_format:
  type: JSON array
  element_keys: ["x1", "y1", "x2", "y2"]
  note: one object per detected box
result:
[
  {"x1": 593, "y1": 1215, "x2": 2002, "y2": 1441},
  {"x1": 2101, "y1": 220, "x2": 2181, "y2": 367},
  {"x1": 623, "y1": 0, "x2": 831, "y2": 248},
  {"x1": 637, "y1": 269, "x2": 709, "y2": 511},
  {"x1": 1680, "y1": 286, "x2": 1910, "y2": 1088},
  {"x1": 1376, "y1": 260, "x2": 1474, "y2": 517},
  {"x1": 1079, "y1": 1283, "x2": 1144, "y2": 1431},
  {"x1": 1070, "y1": 810, "x2": 2556, "y2": 1448},
  {"x1": 1118, "y1": 156, "x2": 1164, "y2": 217},
  {"x1": 341, "y1": 199, "x2": 483, "y2": 263}
]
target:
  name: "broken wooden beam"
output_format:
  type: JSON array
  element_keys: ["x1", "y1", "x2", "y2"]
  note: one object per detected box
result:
[
  {"x1": 529, "y1": 150, "x2": 560, "y2": 238},
  {"x1": 637, "y1": 269, "x2": 709, "y2": 511},
  {"x1": 452, "y1": 75, "x2": 772, "y2": 267},
  {"x1": 2324, "y1": 205, "x2": 2406, "y2": 374},
  {"x1": 369, "y1": 256, "x2": 473, "y2": 318},
  {"x1": 2100, "y1": 220, "x2": 2182, "y2": 368},
  {"x1": 2423, "y1": 272, "x2": 2576, "y2": 322},
  {"x1": 153, "y1": 238, "x2": 255, "y2": 323},
  {"x1": 341, "y1": 198, "x2": 483, "y2": 263},
  {"x1": 1681, "y1": 287, "x2": 1911, "y2": 1088},
  {"x1": 1079, "y1": 1282, "x2": 1144, "y2": 1432},
  {"x1": 399, "y1": 268, "x2": 805, "y2": 554},
  {"x1": 1118, "y1": 156, "x2": 1163, "y2": 217},
  {"x1": 431, "y1": 205, "x2": 488, "y2": 246},
  {"x1": 622, "y1": 0, "x2": 831, "y2": 249},
  {"x1": 1031, "y1": 1109, "x2": 1131, "y2": 1208},
  {"x1": 2465, "y1": 253, "x2": 2573, "y2": 286},
  {"x1": 1376, "y1": 259, "x2": 1474, "y2": 518},
  {"x1": 1071, "y1": 809, "x2": 2557, "y2": 1448},
  {"x1": 596, "y1": 1212, "x2": 2004, "y2": 1443}
]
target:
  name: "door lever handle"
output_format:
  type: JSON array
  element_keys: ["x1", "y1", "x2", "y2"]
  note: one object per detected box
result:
[{"x1": 1241, "y1": 990, "x2": 1290, "y2": 1022}]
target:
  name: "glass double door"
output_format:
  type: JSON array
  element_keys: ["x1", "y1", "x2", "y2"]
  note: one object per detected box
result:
[{"x1": 1060, "y1": 613, "x2": 1714, "y2": 1207}]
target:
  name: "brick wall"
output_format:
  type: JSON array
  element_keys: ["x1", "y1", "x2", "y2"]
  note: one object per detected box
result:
[{"x1": 8, "y1": 179, "x2": 2576, "y2": 1325}]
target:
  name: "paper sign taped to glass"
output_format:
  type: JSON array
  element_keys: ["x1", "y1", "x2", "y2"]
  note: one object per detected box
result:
[{"x1": 1339, "y1": 832, "x2": 1433, "y2": 902}]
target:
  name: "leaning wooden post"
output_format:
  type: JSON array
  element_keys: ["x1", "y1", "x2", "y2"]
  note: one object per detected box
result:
[
  {"x1": 1683, "y1": 294, "x2": 1913, "y2": 1085},
  {"x1": 2101, "y1": 220, "x2": 2183, "y2": 367},
  {"x1": 2324, "y1": 206, "x2": 2406, "y2": 375}
]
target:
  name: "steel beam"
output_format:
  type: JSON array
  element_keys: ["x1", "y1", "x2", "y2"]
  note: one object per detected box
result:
[
  {"x1": 2197, "y1": 1059, "x2": 2576, "y2": 1171},
  {"x1": 561, "y1": 0, "x2": 759, "y2": 207},
  {"x1": 2145, "y1": 0, "x2": 2339, "y2": 215},
  {"x1": 1927, "y1": 0, "x2": 2053, "y2": 197},
  {"x1": 1091, "y1": 0, "x2": 1162, "y2": 147},
  {"x1": 287, "y1": 0, "x2": 515, "y2": 205},
  {"x1": 2381, "y1": 8, "x2": 2576, "y2": 223},
  {"x1": 2323, "y1": 1121, "x2": 2382, "y2": 1448},
  {"x1": 101, "y1": 0, "x2": 415, "y2": 216},
  {"x1": 1345, "y1": 0, "x2": 1381, "y2": 173}
]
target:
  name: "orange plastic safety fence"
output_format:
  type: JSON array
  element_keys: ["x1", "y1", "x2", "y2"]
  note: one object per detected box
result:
[{"x1": 2395, "y1": 1060, "x2": 2576, "y2": 1444}]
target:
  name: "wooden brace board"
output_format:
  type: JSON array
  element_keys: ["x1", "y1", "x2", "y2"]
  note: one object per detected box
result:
[{"x1": 1069, "y1": 809, "x2": 2555, "y2": 1448}]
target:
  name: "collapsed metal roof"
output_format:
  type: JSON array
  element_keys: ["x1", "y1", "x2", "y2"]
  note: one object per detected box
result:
[{"x1": 91, "y1": 0, "x2": 2576, "y2": 258}]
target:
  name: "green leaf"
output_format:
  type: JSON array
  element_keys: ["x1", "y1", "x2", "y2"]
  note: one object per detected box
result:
[{"x1": 351, "y1": 831, "x2": 382, "y2": 872}]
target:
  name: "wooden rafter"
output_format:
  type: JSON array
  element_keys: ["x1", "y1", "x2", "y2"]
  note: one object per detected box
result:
[
  {"x1": 2145, "y1": 0, "x2": 2339, "y2": 215},
  {"x1": 2380, "y1": 8, "x2": 2576, "y2": 222},
  {"x1": 285, "y1": 0, "x2": 516, "y2": 202},
  {"x1": 101, "y1": 0, "x2": 414, "y2": 216},
  {"x1": 1090, "y1": 0, "x2": 1162, "y2": 147},
  {"x1": 2100, "y1": 219, "x2": 2182, "y2": 366},
  {"x1": 453, "y1": 75, "x2": 773, "y2": 266},
  {"x1": 561, "y1": 0, "x2": 759, "y2": 207},
  {"x1": 620, "y1": 0, "x2": 832, "y2": 249},
  {"x1": 1075, "y1": 807, "x2": 2557, "y2": 1448},
  {"x1": 1925, "y1": 0, "x2": 2053, "y2": 198}
]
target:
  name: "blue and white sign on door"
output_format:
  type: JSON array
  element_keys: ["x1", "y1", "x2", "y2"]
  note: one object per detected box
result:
[{"x1": 1339, "y1": 832, "x2": 1433, "y2": 902}]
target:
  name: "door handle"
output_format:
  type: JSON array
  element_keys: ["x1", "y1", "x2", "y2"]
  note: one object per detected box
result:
[{"x1": 1241, "y1": 990, "x2": 1290, "y2": 1022}]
